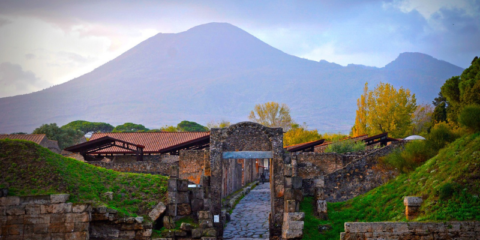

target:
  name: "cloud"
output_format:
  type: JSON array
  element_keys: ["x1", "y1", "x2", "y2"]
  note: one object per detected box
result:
[
  {"x1": 0, "y1": 62, "x2": 49, "y2": 98},
  {"x1": 25, "y1": 53, "x2": 35, "y2": 60},
  {"x1": 0, "y1": 18, "x2": 11, "y2": 27}
]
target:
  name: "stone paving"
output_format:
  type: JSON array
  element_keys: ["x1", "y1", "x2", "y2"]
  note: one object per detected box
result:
[{"x1": 223, "y1": 182, "x2": 271, "y2": 239}]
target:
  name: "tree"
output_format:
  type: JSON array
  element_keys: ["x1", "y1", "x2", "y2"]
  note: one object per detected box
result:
[
  {"x1": 458, "y1": 105, "x2": 480, "y2": 132},
  {"x1": 283, "y1": 123, "x2": 322, "y2": 147},
  {"x1": 61, "y1": 120, "x2": 114, "y2": 134},
  {"x1": 33, "y1": 123, "x2": 84, "y2": 149},
  {"x1": 352, "y1": 83, "x2": 369, "y2": 136},
  {"x1": 351, "y1": 82, "x2": 417, "y2": 138},
  {"x1": 248, "y1": 102, "x2": 293, "y2": 131},
  {"x1": 411, "y1": 104, "x2": 434, "y2": 135},
  {"x1": 112, "y1": 123, "x2": 149, "y2": 133},
  {"x1": 160, "y1": 125, "x2": 178, "y2": 132},
  {"x1": 440, "y1": 56, "x2": 480, "y2": 124},
  {"x1": 206, "y1": 120, "x2": 231, "y2": 129},
  {"x1": 177, "y1": 121, "x2": 208, "y2": 132}
]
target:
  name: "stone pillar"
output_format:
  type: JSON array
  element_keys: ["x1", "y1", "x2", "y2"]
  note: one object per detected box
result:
[
  {"x1": 314, "y1": 176, "x2": 327, "y2": 220},
  {"x1": 404, "y1": 196, "x2": 422, "y2": 220},
  {"x1": 281, "y1": 154, "x2": 304, "y2": 239}
]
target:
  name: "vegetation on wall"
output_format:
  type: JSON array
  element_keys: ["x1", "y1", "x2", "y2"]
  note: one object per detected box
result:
[
  {"x1": 351, "y1": 82, "x2": 417, "y2": 138},
  {"x1": 0, "y1": 139, "x2": 168, "y2": 217},
  {"x1": 324, "y1": 138, "x2": 365, "y2": 154},
  {"x1": 32, "y1": 123, "x2": 84, "y2": 149},
  {"x1": 303, "y1": 133, "x2": 480, "y2": 240}
]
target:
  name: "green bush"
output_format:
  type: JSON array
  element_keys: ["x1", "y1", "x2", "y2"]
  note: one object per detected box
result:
[
  {"x1": 380, "y1": 140, "x2": 434, "y2": 173},
  {"x1": 324, "y1": 139, "x2": 365, "y2": 154},
  {"x1": 427, "y1": 122, "x2": 459, "y2": 151},
  {"x1": 438, "y1": 182, "x2": 461, "y2": 200},
  {"x1": 459, "y1": 105, "x2": 480, "y2": 132}
]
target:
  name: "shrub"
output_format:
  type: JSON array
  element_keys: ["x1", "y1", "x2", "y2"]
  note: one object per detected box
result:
[
  {"x1": 427, "y1": 122, "x2": 459, "y2": 151},
  {"x1": 459, "y1": 105, "x2": 480, "y2": 133},
  {"x1": 438, "y1": 182, "x2": 461, "y2": 200},
  {"x1": 324, "y1": 139, "x2": 365, "y2": 154},
  {"x1": 380, "y1": 140, "x2": 434, "y2": 173}
]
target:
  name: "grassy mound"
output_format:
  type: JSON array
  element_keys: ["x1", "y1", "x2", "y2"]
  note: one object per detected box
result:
[
  {"x1": 301, "y1": 133, "x2": 480, "y2": 240},
  {"x1": 0, "y1": 139, "x2": 168, "y2": 218}
]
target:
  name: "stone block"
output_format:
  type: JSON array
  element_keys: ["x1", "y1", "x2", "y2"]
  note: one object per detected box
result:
[
  {"x1": 25, "y1": 205, "x2": 41, "y2": 215},
  {"x1": 282, "y1": 229, "x2": 303, "y2": 239},
  {"x1": 315, "y1": 188, "x2": 325, "y2": 200},
  {"x1": 284, "y1": 220, "x2": 304, "y2": 230},
  {"x1": 177, "y1": 192, "x2": 190, "y2": 204},
  {"x1": 92, "y1": 213, "x2": 109, "y2": 221},
  {"x1": 20, "y1": 195, "x2": 50, "y2": 205},
  {"x1": 24, "y1": 214, "x2": 50, "y2": 224},
  {"x1": 292, "y1": 176, "x2": 303, "y2": 189},
  {"x1": 65, "y1": 213, "x2": 89, "y2": 223},
  {"x1": 405, "y1": 206, "x2": 420, "y2": 220},
  {"x1": 202, "y1": 228, "x2": 217, "y2": 237},
  {"x1": 103, "y1": 192, "x2": 113, "y2": 201},
  {"x1": 285, "y1": 212, "x2": 305, "y2": 221},
  {"x1": 50, "y1": 214, "x2": 66, "y2": 223},
  {"x1": 167, "y1": 192, "x2": 177, "y2": 204},
  {"x1": 318, "y1": 224, "x2": 332, "y2": 233},
  {"x1": 148, "y1": 201, "x2": 166, "y2": 221},
  {"x1": 0, "y1": 197, "x2": 20, "y2": 206},
  {"x1": 6, "y1": 206, "x2": 25, "y2": 216},
  {"x1": 285, "y1": 177, "x2": 292, "y2": 188},
  {"x1": 191, "y1": 199, "x2": 204, "y2": 212},
  {"x1": 163, "y1": 215, "x2": 175, "y2": 229},
  {"x1": 143, "y1": 229, "x2": 153, "y2": 237},
  {"x1": 294, "y1": 189, "x2": 303, "y2": 202},
  {"x1": 203, "y1": 199, "x2": 211, "y2": 210},
  {"x1": 403, "y1": 196, "x2": 423, "y2": 207},
  {"x1": 94, "y1": 206, "x2": 107, "y2": 213},
  {"x1": 178, "y1": 180, "x2": 189, "y2": 192},
  {"x1": 175, "y1": 230, "x2": 187, "y2": 237},
  {"x1": 51, "y1": 194, "x2": 70, "y2": 203},
  {"x1": 7, "y1": 215, "x2": 23, "y2": 224},
  {"x1": 192, "y1": 189, "x2": 204, "y2": 199},
  {"x1": 6, "y1": 224, "x2": 23, "y2": 235},
  {"x1": 285, "y1": 200, "x2": 296, "y2": 213},
  {"x1": 167, "y1": 204, "x2": 177, "y2": 216},
  {"x1": 168, "y1": 179, "x2": 179, "y2": 192},
  {"x1": 198, "y1": 211, "x2": 212, "y2": 220},
  {"x1": 170, "y1": 165, "x2": 179, "y2": 178},
  {"x1": 74, "y1": 222, "x2": 89, "y2": 232},
  {"x1": 0, "y1": 189, "x2": 8, "y2": 198},
  {"x1": 41, "y1": 203, "x2": 72, "y2": 214},
  {"x1": 275, "y1": 184, "x2": 285, "y2": 198},
  {"x1": 65, "y1": 232, "x2": 89, "y2": 240},
  {"x1": 199, "y1": 219, "x2": 213, "y2": 228},
  {"x1": 49, "y1": 223, "x2": 74, "y2": 233},
  {"x1": 51, "y1": 233, "x2": 66, "y2": 240},
  {"x1": 0, "y1": 206, "x2": 5, "y2": 216},
  {"x1": 192, "y1": 228, "x2": 203, "y2": 239},
  {"x1": 119, "y1": 231, "x2": 136, "y2": 238},
  {"x1": 314, "y1": 178, "x2": 325, "y2": 188},
  {"x1": 180, "y1": 222, "x2": 194, "y2": 231},
  {"x1": 177, "y1": 203, "x2": 191, "y2": 216},
  {"x1": 284, "y1": 188, "x2": 294, "y2": 201},
  {"x1": 72, "y1": 204, "x2": 89, "y2": 213}
]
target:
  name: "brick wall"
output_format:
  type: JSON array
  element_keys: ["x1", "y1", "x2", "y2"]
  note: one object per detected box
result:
[
  {"x1": 323, "y1": 143, "x2": 402, "y2": 202},
  {"x1": 179, "y1": 150, "x2": 209, "y2": 184},
  {"x1": 341, "y1": 222, "x2": 480, "y2": 239},
  {"x1": 0, "y1": 194, "x2": 89, "y2": 239}
]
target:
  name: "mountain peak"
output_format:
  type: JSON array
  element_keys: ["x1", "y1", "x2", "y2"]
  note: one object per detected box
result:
[{"x1": 384, "y1": 52, "x2": 462, "y2": 73}]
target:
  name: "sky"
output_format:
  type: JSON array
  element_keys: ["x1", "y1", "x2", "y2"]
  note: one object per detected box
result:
[{"x1": 0, "y1": 0, "x2": 479, "y2": 98}]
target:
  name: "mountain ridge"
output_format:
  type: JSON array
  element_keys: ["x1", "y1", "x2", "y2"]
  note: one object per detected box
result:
[{"x1": 0, "y1": 22, "x2": 464, "y2": 134}]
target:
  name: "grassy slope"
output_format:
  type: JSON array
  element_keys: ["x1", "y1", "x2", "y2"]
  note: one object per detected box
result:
[
  {"x1": 301, "y1": 133, "x2": 480, "y2": 240},
  {"x1": 0, "y1": 139, "x2": 168, "y2": 218}
]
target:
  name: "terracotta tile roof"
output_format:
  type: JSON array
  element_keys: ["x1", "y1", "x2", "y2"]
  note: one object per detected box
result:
[
  {"x1": 0, "y1": 134, "x2": 47, "y2": 145},
  {"x1": 89, "y1": 132, "x2": 211, "y2": 153}
]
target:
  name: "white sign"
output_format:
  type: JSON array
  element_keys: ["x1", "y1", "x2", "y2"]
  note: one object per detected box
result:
[{"x1": 214, "y1": 215, "x2": 220, "y2": 223}]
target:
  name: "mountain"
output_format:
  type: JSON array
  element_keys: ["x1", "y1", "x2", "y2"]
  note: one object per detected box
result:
[{"x1": 0, "y1": 23, "x2": 464, "y2": 134}]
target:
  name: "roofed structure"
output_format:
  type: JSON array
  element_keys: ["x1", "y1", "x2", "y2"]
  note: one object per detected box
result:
[
  {"x1": 0, "y1": 134, "x2": 61, "y2": 153},
  {"x1": 284, "y1": 139, "x2": 325, "y2": 152}
]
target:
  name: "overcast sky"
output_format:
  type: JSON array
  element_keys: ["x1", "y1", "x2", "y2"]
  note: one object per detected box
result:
[{"x1": 0, "y1": 0, "x2": 479, "y2": 98}]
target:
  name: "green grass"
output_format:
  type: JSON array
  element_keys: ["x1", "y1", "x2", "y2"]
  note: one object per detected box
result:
[
  {"x1": 0, "y1": 139, "x2": 168, "y2": 218},
  {"x1": 302, "y1": 133, "x2": 480, "y2": 240}
]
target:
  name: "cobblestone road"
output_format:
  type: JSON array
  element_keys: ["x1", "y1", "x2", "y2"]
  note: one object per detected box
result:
[{"x1": 223, "y1": 182, "x2": 271, "y2": 239}]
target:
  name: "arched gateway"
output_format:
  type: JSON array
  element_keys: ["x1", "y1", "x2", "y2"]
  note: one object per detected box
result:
[{"x1": 209, "y1": 122, "x2": 285, "y2": 237}]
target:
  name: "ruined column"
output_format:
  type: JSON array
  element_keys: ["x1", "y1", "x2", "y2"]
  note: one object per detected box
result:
[
  {"x1": 314, "y1": 176, "x2": 328, "y2": 220},
  {"x1": 404, "y1": 196, "x2": 422, "y2": 220}
]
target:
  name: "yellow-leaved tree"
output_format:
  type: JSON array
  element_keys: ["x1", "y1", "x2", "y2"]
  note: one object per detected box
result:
[
  {"x1": 249, "y1": 102, "x2": 293, "y2": 131},
  {"x1": 352, "y1": 82, "x2": 417, "y2": 138},
  {"x1": 283, "y1": 123, "x2": 322, "y2": 147}
]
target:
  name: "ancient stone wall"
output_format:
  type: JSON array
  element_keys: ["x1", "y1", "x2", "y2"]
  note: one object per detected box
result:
[
  {"x1": 0, "y1": 194, "x2": 89, "y2": 239},
  {"x1": 323, "y1": 144, "x2": 401, "y2": 202},
  {"x1": 341, "y1": 222, "x2": 480, "y2": 240},
  {"x1": 179, "y1": 150, "x2": 209, "y2": 184},
  {"x1": 90, "y1": 161, "x2": 177, "y2": 176}
]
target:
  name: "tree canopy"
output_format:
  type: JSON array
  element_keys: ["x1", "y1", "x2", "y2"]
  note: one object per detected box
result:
[
  {"x1": 61, "y1": 120, "x2": 114, "y2": 134},
  {"x1": 33, "y1": 123, "x2": 84, "y2": 149},
  {"x1": 440, "y1": 56, "x2": 480, "y2": 124},
  {"x1": 351, "y1": 82, "x2": 417, "y2": 138},
  {"x1": 248, "y1": 102, "x2": 294, "y2": 131},
  {"x1": 206, "y1": 120, "x2": 231, "y2": 129},
  {"x1": 177, "y1": 121, "x2": 208, "y2": 132},
  {"x1": 112, "y1": 123, "x2": 149, "y2": 133},
  {"x1": 283, "y1": 123, "x2": 322, "y2": 147}
]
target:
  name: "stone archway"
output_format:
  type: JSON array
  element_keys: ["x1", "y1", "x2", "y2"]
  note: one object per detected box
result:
[{"x1": 209, "y1": 122, "x2": 285, "y2": 238}]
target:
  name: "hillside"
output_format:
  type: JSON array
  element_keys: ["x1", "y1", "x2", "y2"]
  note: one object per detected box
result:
[
  {"x1": 301, "y1": 133, "x2": 480, "y2": 240},
  {"x1": 0, "y1": 139, "x2": 168, "y2": 217},
  {"x1": 0, "y1": 23, "x2": 464, "y2": 133}
]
